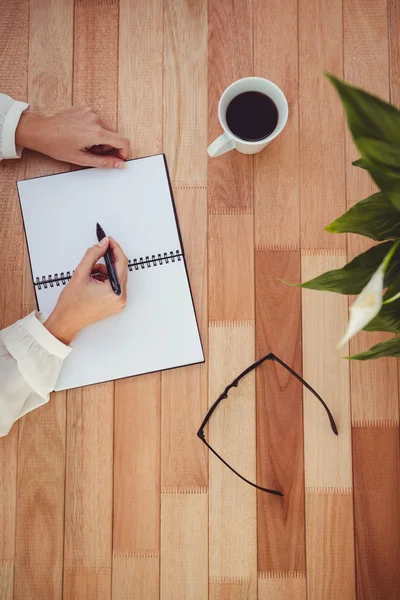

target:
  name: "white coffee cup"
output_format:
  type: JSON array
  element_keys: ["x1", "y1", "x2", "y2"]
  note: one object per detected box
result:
[{"x1": 207, "y1": 77, "x2": 288, "y2": 157}]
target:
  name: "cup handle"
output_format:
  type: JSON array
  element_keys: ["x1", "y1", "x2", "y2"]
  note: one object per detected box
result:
[{"x1": 207, "y1": 133, "x2": 235, "y2": 157}]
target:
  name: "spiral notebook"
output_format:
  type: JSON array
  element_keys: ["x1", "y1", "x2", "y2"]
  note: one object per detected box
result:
[{"x1": 17, "y1": 154, "x2": 204, "y2": 391}]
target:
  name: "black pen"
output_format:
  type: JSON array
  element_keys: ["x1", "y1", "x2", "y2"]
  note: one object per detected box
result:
[{"x1": 96, "y1": 222, "x2": 121, "y2": 296}]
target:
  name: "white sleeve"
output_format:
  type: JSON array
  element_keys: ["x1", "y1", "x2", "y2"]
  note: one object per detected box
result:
[
  {"x1": 0, "y1": 312, "x2": 72, "y2": 436},
  {"x1": 0, "y1": 93, "x2": 29, "y2": 161}
]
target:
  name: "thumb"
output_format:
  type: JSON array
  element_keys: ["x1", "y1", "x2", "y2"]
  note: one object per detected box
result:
[
  {"x1": 78, "y1": 151, "x2": 126, "y2": 169},
  {"x1": 75, "y1": 238, "x2": 109, "y2": 278}
]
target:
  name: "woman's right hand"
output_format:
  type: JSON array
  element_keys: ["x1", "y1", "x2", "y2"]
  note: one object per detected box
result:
[{"x1": 44, "y1": 237, "x2": 128, "y2": 345}]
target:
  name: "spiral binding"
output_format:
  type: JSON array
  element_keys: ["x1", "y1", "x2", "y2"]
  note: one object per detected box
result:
[
  {"x1": 128, "y1": 250, "x2": 182, "y2": 271},
  {"x1": 34, "y1": 250, "x2": 183, "y2": 290}
]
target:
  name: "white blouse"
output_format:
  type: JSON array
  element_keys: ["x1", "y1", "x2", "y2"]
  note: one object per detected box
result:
[{"x1": 0, "y1": 93, "x2": 71, "y2": 437}]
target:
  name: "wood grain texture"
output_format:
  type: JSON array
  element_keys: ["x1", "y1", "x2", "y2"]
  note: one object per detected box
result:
[
  {"x1": 74, "y1": 0, "x2": 119, "y2": 127},
  {"x1": 14, "y1": 396, "x2": 66, "y2": 600},
  {"x1": 352, "y1": 426, "x2": 400, "y2": 600},
  {"x1": 118, "y1": 0, "x2": 163, "y2": 157},
  {"x1": 114, "y1": 374, "x2": 160, "y2": 552},
  {"x1": 299, "y1": 0, "x2": 346, "y2": 249},
  {"x1": 112, "y1": 554, "x2": 160, "y2": 600},
  {"x1": 0, "y1": 428, "x2": 18, "y2": 600},
  {"x1": 208, "y1": 0, "x2": 253, "y2": 211},
  {"x1": 254, "y1": 0, "x2": 299, "y2": 248},
  {"x1": 164, "y1": 0, "x2": 207, "y2": 186},
  {"x1": 305, "y1": 492, "x2": 356, "y2": 600},
  {"x1": 255, "y1": 251, "x2": 305, "y2": 573},
  {"x1": 64, "y1": 568, "x2": 111, "y2": 600},
  {"x1": 301, "y1": 253, "x2": 353, "y2": 491},
  {"x1": 258, "y1": 573, "x2": 306, "y2": 600},
  {"x1": 64, "y1": 384, "x2": 113, "y2": 597},
  {"x1": 12, "y1": 3, "x2": 72, "y2": 600},
  {"x1": 160, "y1": 491, "x2": 208, "y2": 600},
  {"x1": 389, "y1": 0, "x2": 400, "y2": 107},
  {"x1": 209, "y1": 214, "x2": 254, "y2": 322},
  {"x1": 208, "y1": 325, "x2": 257, "y2": 586},
  {"x1": 210, "y1": 577, "x2": 256, "y2": 600}
]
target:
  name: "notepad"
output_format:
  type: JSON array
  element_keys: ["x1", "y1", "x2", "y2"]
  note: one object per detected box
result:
[{"x1": 17, "y1": 154, "x2": 204, "y2": 391}]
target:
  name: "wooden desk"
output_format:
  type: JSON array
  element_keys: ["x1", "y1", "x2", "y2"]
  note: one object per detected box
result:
[{"x1": 0, "y1": 0, "x2": 399, "y2": 599}]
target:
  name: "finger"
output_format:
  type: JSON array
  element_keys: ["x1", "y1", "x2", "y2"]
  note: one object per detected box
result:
[
  {"x1": 89, "y1": 144, "x2": 114, "y2": 155},
  {"x1": 74, "y1": 238, "x2": 109, "y2": 278},
  {"x1": 77, "y1": 150, "x2": 125, "y2": 169},
  {"x1": 92, "y1": 263, "x2": 108, "y2": 277},
  {"x1": 108, "y1": 236, "x2": 129, "y2": 279},
  {"x1": 99, "y1": 130, "x2": 130, "y2": 160}
]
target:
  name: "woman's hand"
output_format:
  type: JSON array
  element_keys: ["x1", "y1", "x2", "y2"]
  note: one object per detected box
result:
[
  {"x1": 15, "y1": 105, "x2": 130, "y2": 168},
  {"x1": 44, "y1": 237, "x2": 128, "y2": 345}
]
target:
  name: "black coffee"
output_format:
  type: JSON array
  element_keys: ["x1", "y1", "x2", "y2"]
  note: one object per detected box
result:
[{"x1": 226, "y1": 91, "x2": 278, "y2": 142}]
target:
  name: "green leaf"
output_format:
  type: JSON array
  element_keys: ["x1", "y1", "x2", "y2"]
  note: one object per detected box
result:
[
  {"x1": 352, "y1": 158, "x2": 368, "y2": 169},
  {"x1": 326, "y1": 74, "x2": 400, "y2": 145},
  {"x1": 356, "y1": 138, "x2": 400, "y2": 210},
  {"x1": 364, "y1": 300, "x2": 400, "y2": 332},
  {"x1": 347, "y1": 337, "x2": 400, "y2": 360},
  {"x1": 327, "y1": 75, "x2": 400, "y2": 210},
  {"x1": 300, "y1": 241, "x2": 398, "y2": 294},
  {"x1": 325, "y1": 192, "x2": 400, "y2": 240}
]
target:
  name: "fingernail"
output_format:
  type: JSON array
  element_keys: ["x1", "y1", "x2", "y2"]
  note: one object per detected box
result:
[
  {"x1": 97, "y1": 236, "x2": 108, "y2": 247},
  {"x1": 114, "y1": 161, "x2": 126, "y2": 169}
]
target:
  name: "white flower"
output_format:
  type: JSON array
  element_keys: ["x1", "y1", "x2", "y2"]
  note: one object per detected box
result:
[
  {"x1": 338, "y1": 266, "x2": 384, "y2": 348},
  {"x1": 338, "y1": 241, "x2": 399, "y2": 348}
]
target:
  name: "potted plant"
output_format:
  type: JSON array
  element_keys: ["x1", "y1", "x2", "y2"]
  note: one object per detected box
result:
[{"x1": 293, "y1": 75, "x2": 400, "y2": 360}]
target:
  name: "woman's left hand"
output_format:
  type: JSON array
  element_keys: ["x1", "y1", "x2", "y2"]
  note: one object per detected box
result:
[{"x1": 15, "y1": 104, "x2": 130, "y2": 169}]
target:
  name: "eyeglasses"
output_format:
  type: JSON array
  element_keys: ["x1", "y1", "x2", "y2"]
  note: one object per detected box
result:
[{"x1": 197, "y1": 352, "x2": 338, "y2": 496}]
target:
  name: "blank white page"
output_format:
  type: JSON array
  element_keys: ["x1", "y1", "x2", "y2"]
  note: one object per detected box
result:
[{"x1": 17, "y1": 154, "x2": 204, "y2": 390}]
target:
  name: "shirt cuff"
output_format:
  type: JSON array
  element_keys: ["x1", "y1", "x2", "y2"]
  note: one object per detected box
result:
[
  {"x1": 2, "y1": 100, "x2": 29, "y2": 159},
  {"x1": 25, "y1": 312, "x2": 72, "y2": 359}
]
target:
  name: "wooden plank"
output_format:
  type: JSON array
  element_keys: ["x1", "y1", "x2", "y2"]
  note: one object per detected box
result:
[
  {"x1": 209, "y1": 214, "x2": 254, "y2": 322},
  {"x1": 389, "y1": 0, "x2": 400, "y2": 107},
  {"x1": 160, "y1": 491, "x2": 208, "y2": 600},
  {"x1": 301, "y1": 252, "x2": 353, "y2": 491},
  {"x1": 208, "y1": 324, "x2": 257, "y2": 593},
  {"x1": 253, "y1": 0, "x2": 299, "y2": 248},
  {"x1": 352, "y1": 426, "x2": 400, "y2": 599},
  {"x1": 208, "y1": 0, "x2": 253, "y2": 211},
  {"x1": 14, "y1": 395, "x2": 66, "y2": 600},
  {"x1": 74, "y1": 0, "x2": 119, "y2": 127},
  {"x1": 298, "y1": 0, "x2": 346, "y2": 249},
  {"x1": 305, "y1": 492, "x2": 356, "y2": 600},
  {"x1": 118, "y1": 0, "x2": 163, "y2": 157},
  {"x1": 164, "y1": 0, "x2": 207, "y2": 187},
  {"x1": 302, "y1": 252, "x2": 355, "y2": 599},
  {"x1": 112, "y1": 554, "x2": 160, "y2": 600},
  {"x1": 258, "y1": 573, "x2": 306, "y2": 600},
  {"x1": 64, "y1": 384, "x2": 114, "y2": 600},
  {"x1": 12, "y1": 2, "x2": 72, "y2": 599},
  {"x1": 342, "y1": 0, "x2": 399, "y2": 425},
  {"x1": 114, "y1": 376, "x2": 160, "y2": 600},
  {"x1": 255, "y1": 251, "x2": 305, "y2": 573},
  {"x1": 210, "y1": 578, "x2": 256, "y2": 600},
  {"x1": 115, "y1": 2, "x2": 163, "y2": 597},
  {"x1": 64, "y1": 568, "x2": 112, "y2": 600},
  {"x1": 161, "y1": 189, "x2": 208, "y2": 489},
  {"x1": 114, "y1": 374, "x2": 160, "y2": 553},
  {"x1": 0, "y1": 427, "x2": 18, "y2": 600}
]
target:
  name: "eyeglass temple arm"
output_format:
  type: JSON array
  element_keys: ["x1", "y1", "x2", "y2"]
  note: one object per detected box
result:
[
  {"x1": 199, "y1": 353, "x2": 338, "y2": 436},
  {"x1": 271, "y1": 354, "x2": 338, "y2": 435},
  {"x1": 197, "y1": 429, "x2": 283, "y2": 496}
]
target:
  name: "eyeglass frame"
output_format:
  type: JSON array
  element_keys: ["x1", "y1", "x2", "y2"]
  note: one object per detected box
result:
[{"x1": 197, "y1": 352, "x2": 338, "y2": 496}]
